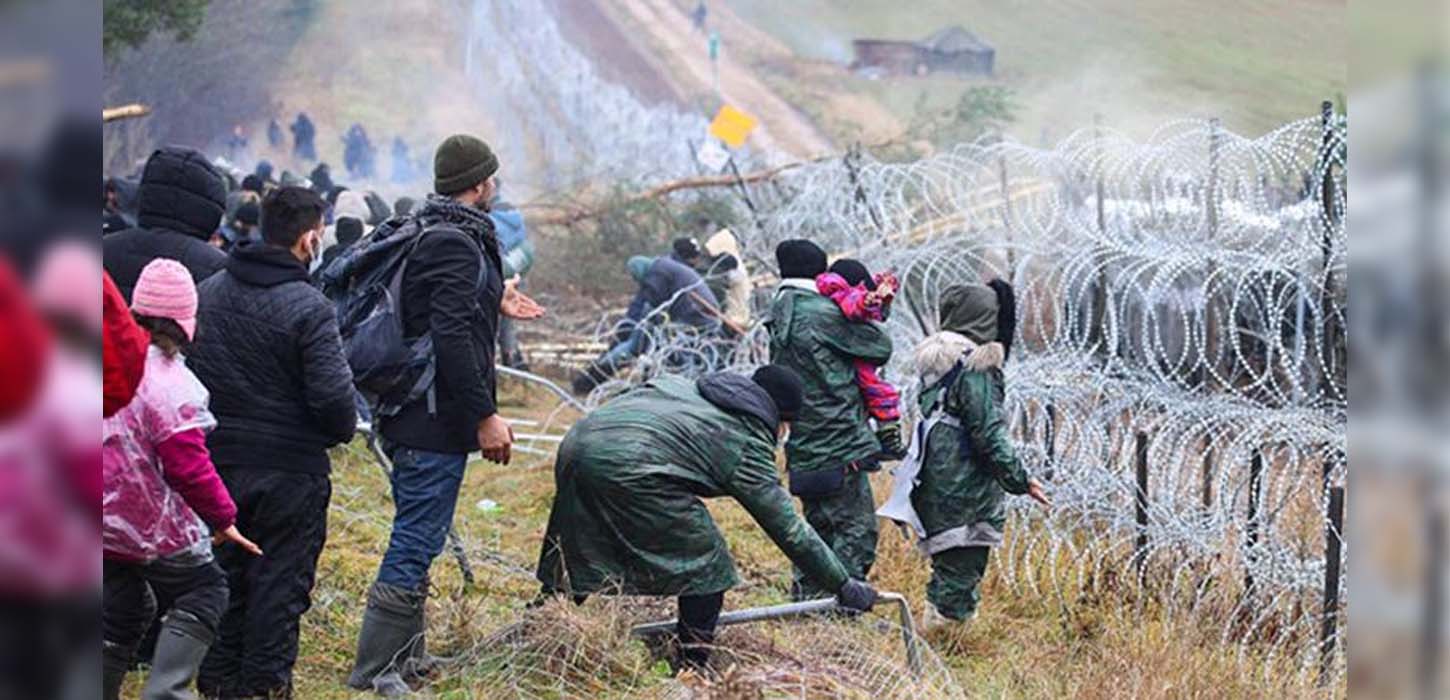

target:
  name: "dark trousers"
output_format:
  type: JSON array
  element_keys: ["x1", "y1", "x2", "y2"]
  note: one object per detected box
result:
[
  {"x1": 103, "y1": 552, "x2": 228, "y2": 662},
  {"x1": 791, "y1": 470, "x2": 879, "y2": 600},
  {"x1": 377, "y1": 444, "x2": 467, "y2": 591},
  {"x1": 674, "y1": 591, "x2": 725, "y2": 670},
  {"x1": 199, "y1": 468, "x2": 330, "y2": 697}
]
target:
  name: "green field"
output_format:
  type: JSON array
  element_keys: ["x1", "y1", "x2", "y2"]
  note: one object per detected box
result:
[{"x1": 728, "y1": 0, "x2": 1345, "y2": 140}]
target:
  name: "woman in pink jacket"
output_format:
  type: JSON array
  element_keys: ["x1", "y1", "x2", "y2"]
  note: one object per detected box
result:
[{"x1": 102, "y1": 259, "x2": 260, "y2": 700}]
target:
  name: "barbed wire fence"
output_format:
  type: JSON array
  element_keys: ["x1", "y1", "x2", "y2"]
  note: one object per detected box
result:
[
  {"x1": 529, "y1": 106, "x2": 1347, "y2": 686},
  {"x1": 324, "y1": 105, "x2": 1345, "y2": 696}
]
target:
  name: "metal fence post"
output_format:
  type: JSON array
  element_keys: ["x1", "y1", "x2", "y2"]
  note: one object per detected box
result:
[
  {"x1": 1244, "y1": 450, "x2": 1263, "y2": 597},
  {"x1": 1133, "y1": 431, "x2": 1149, "y2": 581},
  {"x1": 1319, "y1": 485, "x2": 1344, "y2": 686}
]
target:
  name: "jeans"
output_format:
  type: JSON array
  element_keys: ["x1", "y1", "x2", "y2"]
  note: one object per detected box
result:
[
  {"x1": 377, "y1": 444, "x2": 468, "y2": 590},
  {"x1": 598, "y1": 325, "x2": 647, "y2": 372},
  {"x1": 199, "y1": 469, "x2": 330, "y2": 697}
]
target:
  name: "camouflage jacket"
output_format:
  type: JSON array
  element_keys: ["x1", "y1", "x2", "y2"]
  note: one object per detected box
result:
[
  {"x1": 535, "y1": 374, "x2": 850, "y2": 596},
  {"x1": 765, "y1": 281, "x2": 893, "y2": 473}
]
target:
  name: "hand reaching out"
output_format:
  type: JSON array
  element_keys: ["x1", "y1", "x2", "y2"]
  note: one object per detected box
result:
[
  {"x1": 501, "y1": 276, "x2": 545, "y2": 320},
  {"x1": 213, "y1": 525, "x2": 263, "y2": 556}
]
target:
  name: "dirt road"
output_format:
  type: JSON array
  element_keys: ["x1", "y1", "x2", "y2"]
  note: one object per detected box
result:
[{"x1": 608, "y1": 0, "x2": 836, "y2": 160}]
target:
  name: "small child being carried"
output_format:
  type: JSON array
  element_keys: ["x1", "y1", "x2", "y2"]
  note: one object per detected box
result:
[{"x1": 815, "y1": 258, "x2": 907, "y2": 460}]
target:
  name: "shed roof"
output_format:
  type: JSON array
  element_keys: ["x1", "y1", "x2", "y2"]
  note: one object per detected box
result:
[{"x1": 921, "y1": 26, "x2": 992, "y2": 54}]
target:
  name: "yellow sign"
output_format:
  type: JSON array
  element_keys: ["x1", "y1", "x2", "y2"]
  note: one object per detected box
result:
[{"x1": 709, "y1": 104, "x2": 757, "y2": 149}]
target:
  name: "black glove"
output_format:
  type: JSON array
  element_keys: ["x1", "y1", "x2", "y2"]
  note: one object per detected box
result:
[{"x1": 836, "y1": 578, "x2": 878, "y2": 613}]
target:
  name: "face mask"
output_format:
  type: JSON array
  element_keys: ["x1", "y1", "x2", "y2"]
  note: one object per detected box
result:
[{"x1": 306, "y1": 231, "x2": 324, "y2": 274}]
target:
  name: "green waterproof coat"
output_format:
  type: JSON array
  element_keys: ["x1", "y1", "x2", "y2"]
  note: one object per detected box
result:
[
  {"x1": 909, "y1": 334, "x2": 1030, "y2": 553},
  {"x1": 534, "y1": 373, "x2": 851, "y2": 597},
  {"x1": 765, "y1": 281, "x2": 893, "y2": 473}
]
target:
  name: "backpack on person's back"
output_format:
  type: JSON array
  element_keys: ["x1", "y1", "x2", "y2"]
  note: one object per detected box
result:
[{"x1": 320, "y1": 216, "x2": 476, "y2": 415}]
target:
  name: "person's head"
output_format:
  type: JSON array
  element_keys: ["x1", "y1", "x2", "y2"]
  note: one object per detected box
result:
[
  {"x1": 751, "y1": 364, "x2": 804, "y2": 442},
  {"x1": 829, "y1": 258, "x2": 876, "y2": 291},
  {"x1": 775, "y1": 239, "x2": 827, "y2": 279},
  {"x1": 254, "y1": 160, "x2": 273, "y2": 181},
  {"x1": 260, "y1": 186, "x2": 328, "y2": 263},
  {"x1": 233, "y1": 200, "x2": 260, "y2": 235},
  {"x1": 33, "y1": 242, "x2": 102, "y2": 349},
  {"x1": 626, "y1": 256, "x2": 654, "y2": 284},
  {"x1": 130, "y1": 258, "x2": 197, "y2": 358},
  {"x1": 240, "y1": 174, "x2": 264, "y2": 194},
  {"x1": 671, "y1": 237, "x2": 702, "y2": 265},
  {"x1": 136, "y1": 146, "x2": 227, "y2": 239},
  {"x1": 334, "y1": 217, "x2": 365, "y2": 249},
  {"x1": 938, "y1": 278, "x2": 1016, "y2": 358},
  {"x1": 433, "y1": 134, "x2": 499, "y2": 208}
]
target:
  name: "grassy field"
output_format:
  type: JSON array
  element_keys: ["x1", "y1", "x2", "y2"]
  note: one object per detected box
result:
[
  {"x1": 127, "y1": 376, "x2": 1338, "y2": 699},
  {"x1": 723, "y1": 0, "x2": 1345, "y2": 142}
]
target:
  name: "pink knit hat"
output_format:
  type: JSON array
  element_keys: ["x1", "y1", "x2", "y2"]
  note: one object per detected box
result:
[{"x1": 131, "y1": 258, "x2": 198, "y2": 340}]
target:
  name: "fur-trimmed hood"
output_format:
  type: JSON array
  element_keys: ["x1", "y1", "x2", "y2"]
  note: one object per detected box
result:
[{"x1": 912, "y1": 331, "x2": 1004, "y2": 386}]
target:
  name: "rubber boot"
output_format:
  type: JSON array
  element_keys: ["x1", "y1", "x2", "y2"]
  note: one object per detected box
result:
[
  {"x1": 401, "y1": 576, "x2": 442, "y2": 683},
  {"x1": 142, "y1": 609, "x2": 214, "y2": 700},
  {"x1": 347, "y1": 582, "x2": 424, "y2": 697},
  {"x1": 103, "y1": 639, "x2": 135, "y2": 700}
]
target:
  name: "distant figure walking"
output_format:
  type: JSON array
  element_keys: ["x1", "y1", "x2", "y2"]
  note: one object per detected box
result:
[
  {"x1": 343, "y1": 123, "x2": 376, "y2": 180},
  {"x1": 290, "y1": 112, "x2": 317, "y2": 162}
]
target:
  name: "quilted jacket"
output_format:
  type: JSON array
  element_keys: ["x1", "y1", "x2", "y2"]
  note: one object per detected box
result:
[
  {"x1": 187, "y1": 241, "x2": 356, "y2": 474},
  {"x1": 103, "y1": 146, "x2": 228, "y2": 301}
]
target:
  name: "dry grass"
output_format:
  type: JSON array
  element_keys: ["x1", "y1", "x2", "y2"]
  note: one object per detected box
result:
[{"x1": 124, "y1": 375, "x2": 1340, "y2": 699}]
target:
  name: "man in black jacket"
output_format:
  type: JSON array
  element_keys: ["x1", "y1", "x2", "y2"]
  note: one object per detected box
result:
[
  {"x1": 103, "y1": 146, "x2": 228, "y2": 301},
  {"x1": 347, "y1": 134, "x2": 543, "y2": 695},
  {"x1": 189, "y1": 186, "x2": 357, "y2": 699}
]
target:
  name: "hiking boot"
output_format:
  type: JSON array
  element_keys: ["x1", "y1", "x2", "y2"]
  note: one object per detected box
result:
[{"x1": 875, "y1": 421, "x2": 908, "y2": 461}]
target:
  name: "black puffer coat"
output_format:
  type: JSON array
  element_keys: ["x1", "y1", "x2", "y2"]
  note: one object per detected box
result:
[
  {"x1": 187, "y1": 241, "x2": 357, "y2": 475},
  {"x1": 103, "y1": 146, "x2": 228, "y2": 301}
]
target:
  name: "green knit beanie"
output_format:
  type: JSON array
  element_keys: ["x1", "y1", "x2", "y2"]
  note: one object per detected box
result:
[{"x1": 433, "y1": 134, "x2": 499, "y2": 195}]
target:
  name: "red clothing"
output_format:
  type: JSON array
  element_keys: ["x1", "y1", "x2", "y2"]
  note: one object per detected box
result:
[
  {"x1": 103, "y1": 271, "x2": 148, "y2": 418},
  {"x1": 0, "y1": 258, "x2": 49, "y2": 422},
  {"x1": 816, "y1": 272, "x2": 901, "y2": 422}
]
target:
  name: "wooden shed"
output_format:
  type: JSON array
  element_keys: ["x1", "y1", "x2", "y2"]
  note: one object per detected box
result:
[{"x1": 851, "y1": 25, "x2": 995, "y2": 77}]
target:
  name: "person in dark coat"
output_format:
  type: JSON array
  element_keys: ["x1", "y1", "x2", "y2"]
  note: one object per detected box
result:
[
  {"x1": 289, "y1": 113, "x2": 316, "y2": 162},
  {"x1": 267, "y1": 119, "x2": 285, "y2": 149},
  {"x1": 571, "y1": 255, "x2": 722, "y2": 394},
  {"x1": 537, "y1": 366, "x2": 878, "y2": 671},
  {"x1": 343, "y1": 123, "x2": 375, "y2": 180},
  {"x1": 309, "y1": 162, "x2": 335, "y2": 196},
  {"x1": 347, "y1": 134, "x2": 544, "y2": 695},
  {"x1": 189, "y1": 186, "x2": 357, "y2": 698},
  {"x1": 102, "y1": 147, "x2": 228, "y2": 302}
]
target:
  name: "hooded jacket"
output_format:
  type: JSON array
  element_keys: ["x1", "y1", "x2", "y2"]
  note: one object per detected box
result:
[
  {"x1": 103, "y1": 147, "x2": 228, "y2": 301},
  {"x1": 187, "y1": 241, "x2": 356, "y2": 475},
  {"x1": 765, "y1": 281, "x2": 892, "y2": 473},
  {"x1": 625, "y1": 256, "x2": 720, "y2": 330},
  {"x1": 535, "y1": 374, "x2": 850, "y2": 597},
  {"x1": 900, "y1": 331, "x2": 1027, "y2": 552}
]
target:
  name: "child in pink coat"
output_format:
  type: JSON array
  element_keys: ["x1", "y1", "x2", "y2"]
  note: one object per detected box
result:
[
  {"x1": 815, "y1": 258, "x2": 907, "y2": 460},
  {"x1": 102, "y1": 259, "x2": 260, "y2": 700}
]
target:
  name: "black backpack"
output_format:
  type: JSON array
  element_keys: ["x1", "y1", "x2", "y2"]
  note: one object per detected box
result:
[{"x1": 322, "y1": 217, "x2": 473, "y2": 415}]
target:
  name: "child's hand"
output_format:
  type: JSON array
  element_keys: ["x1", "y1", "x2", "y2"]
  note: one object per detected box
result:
[{"x1": 214, "y1": 525, "x2": 263, "y2": 556}]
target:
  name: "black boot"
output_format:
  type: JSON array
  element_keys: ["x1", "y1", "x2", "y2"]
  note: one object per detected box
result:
[
  {"x1": 102, "y1": 639, "x2": 134, "y2": 700},
  {"x1": 570, "y1": 361, "x2": 614, "y2": 396},
  {"x1": 671, "y1": 592, "x2": 723, "y2": 675},
  {"x1": 347, "y1": 582, "x2": 424, "y2": 697},
  {"x1": 142, "y1": 609, "x2": 214, "y2": 700},
  {"x1": 875, "y1": 421, "x2": 908, "y2": 461}
]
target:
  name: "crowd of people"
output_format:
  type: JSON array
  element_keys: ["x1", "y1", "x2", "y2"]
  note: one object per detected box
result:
[{"x1": 100, "y1": 129, "x2": 1050, "y2": 699}]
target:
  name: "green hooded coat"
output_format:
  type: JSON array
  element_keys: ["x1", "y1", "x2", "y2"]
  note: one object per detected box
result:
[
  {"x1": 534, "y1": 374, "x2": 851, "y2": 597},
  {"x1": 765, "y1": 281, "x2": 893, "y2": 473}
]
